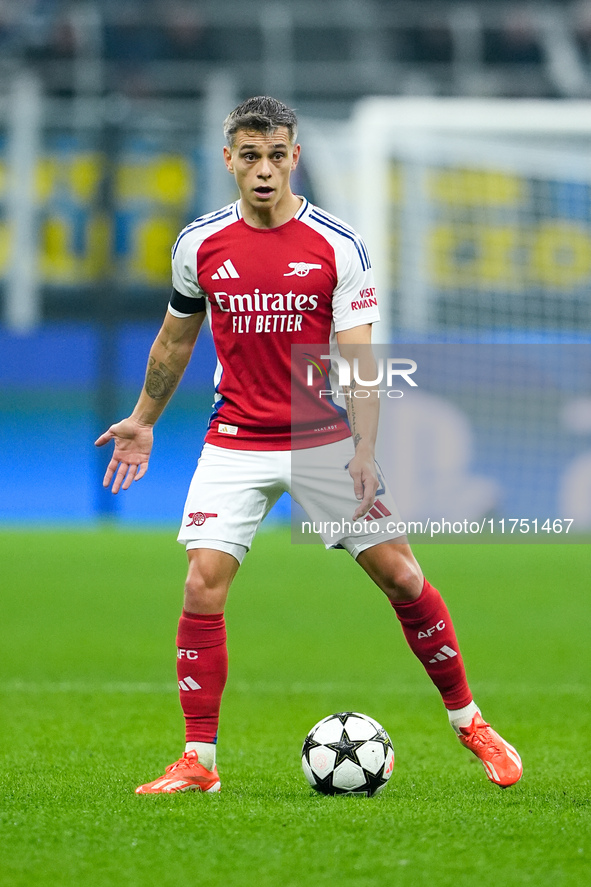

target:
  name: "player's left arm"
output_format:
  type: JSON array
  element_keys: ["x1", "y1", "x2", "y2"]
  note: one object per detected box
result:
[{"x1": 336, "y1": 323, "x2": 380, "y2": 520}]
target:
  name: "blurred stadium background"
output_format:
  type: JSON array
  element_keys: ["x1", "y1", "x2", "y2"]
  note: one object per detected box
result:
[{"x1": 1, "y1": 0, "x2": 591, "y2": 526}]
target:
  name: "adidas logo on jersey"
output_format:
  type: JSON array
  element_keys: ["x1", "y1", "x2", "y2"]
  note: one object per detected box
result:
[{"x1": 212, "y1": 259, "x2": 240, "y2": 279}]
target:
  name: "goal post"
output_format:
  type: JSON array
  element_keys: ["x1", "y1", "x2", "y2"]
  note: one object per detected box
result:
[{"x1": 352, "y1": 97, "x2": 591, "y2": 341}]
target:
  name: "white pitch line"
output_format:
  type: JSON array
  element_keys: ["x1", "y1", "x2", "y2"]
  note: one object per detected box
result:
[
  {"x1": 0, "y1": 681, "x2": 174, "y2": 694},
  {"x1": 0, "y1": 680, "x2": 588, "y2": 696}
]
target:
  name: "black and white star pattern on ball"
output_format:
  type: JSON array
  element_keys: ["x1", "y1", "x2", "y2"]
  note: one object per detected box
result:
[
  {"x1": 326, "y1": 729, "x2": 366, "y2": 767},
  {"x1": 301, "y1": 733, "x2": 321, "y2": 760},
  {"x1": 375, "y1": 727, "x2": 394, "y2": 751},
  {"x1": 362, "y1": 765, "x2": 391, "y2": 797},
  {"x1": 301, "y1": 712, "x2": 395, "y2": 797}
]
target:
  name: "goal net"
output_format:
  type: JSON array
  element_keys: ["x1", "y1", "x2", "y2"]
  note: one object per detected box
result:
[{"x1": 348, "y1": 97, "x2": 591, "y2": 342}]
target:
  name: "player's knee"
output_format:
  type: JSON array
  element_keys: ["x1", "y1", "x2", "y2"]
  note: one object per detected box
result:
[
  {"x1": 382, "y1": 560, "x2": 423, "y2": 603},
  {"x1": 184, "y1": 570, "x2": 204, "y2": 603},
  {"x1": 184, "y1": 563, "x2": 227, "y2": 613},
  {"x1": 358, "y1": 543, "x2": 423, "y2": 602}
]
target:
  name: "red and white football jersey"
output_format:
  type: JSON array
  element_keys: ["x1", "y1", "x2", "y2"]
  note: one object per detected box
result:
[{"x1": 169, "y1": 198, "x2": 380, "y2": 450}]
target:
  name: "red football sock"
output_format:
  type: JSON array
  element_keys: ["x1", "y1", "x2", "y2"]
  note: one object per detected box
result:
[
  {"x1": 176, "y1": 610, "x2": 228, "y2": 743},
  {"x1": 391, "y1": 579, "x2": 473, "y2": 710}
]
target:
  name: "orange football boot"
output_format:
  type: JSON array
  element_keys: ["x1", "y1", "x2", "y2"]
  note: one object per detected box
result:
[
  {"x1": 458, "y1": 713, "x2": 523, "y2": 788},
  {"x1": 135, "y1": 750, "x2": 221, "y2": 794}
]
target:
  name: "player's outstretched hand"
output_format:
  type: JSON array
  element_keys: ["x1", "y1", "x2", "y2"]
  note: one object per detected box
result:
[
  {"x1": 349, "y1": 452, "x2": 379, "y2": 521},
  {"x1": 95, "y1": 418, "x2": 154, "y2": 494}
]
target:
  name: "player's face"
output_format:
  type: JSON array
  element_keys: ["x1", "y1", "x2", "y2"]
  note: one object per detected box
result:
[{"x1": 224, "y1": 127, "x2": 301, "y2": 216}]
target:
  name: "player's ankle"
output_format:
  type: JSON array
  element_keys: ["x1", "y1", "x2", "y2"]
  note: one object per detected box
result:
[
  {"x1": 447, "y1": 700, "x2": 480, "y2": 734},
  {"x1": 185, "y1": 741, "x2": 216, "y2": 770}
]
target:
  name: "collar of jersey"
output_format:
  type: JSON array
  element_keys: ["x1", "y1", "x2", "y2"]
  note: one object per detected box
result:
[{"x1": 235, "y1": 196, "x2": 310, "y2": 229}]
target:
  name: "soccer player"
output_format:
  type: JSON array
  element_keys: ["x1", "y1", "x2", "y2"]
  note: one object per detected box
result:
[{"x1": 96, "y1": 96, "x2": 522, "y2": 793}]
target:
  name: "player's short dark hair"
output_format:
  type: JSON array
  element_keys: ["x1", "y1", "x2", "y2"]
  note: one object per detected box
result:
[{"x1": 223, "y1": 96, "x2": 298, "y2": 147}]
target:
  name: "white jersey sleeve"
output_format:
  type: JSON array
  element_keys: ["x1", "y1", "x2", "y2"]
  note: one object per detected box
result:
[
  {"x1": 331, "y1": 240, "x2": 379, "y2": 332},
  {"x1": 169, "y1": 204, "x2": 242, "y2": 317},
  {"x1": 169, "y1": 224, "x2": 207, "y2": 317},
  {"x1": 301, "y1": 205, "x2": 380, "y2": 332}
]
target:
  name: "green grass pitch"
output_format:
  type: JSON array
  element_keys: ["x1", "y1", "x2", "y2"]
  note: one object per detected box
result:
[{"x1": 0, "y1": 528, "x2": 589, "y2": 887}]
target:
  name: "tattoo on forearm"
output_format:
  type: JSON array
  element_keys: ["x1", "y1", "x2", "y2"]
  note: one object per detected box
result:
[
  {"x1": 145, "y1": 356, "x2": 178, "y2": 400},
  {"x1": 343, "y1": 385, "x2": 362, "y2": 449}
]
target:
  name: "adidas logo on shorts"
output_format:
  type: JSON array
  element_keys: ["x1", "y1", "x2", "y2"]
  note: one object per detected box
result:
[{"x1": 364, "y1": 500, "x2": 392, "y2": 521}]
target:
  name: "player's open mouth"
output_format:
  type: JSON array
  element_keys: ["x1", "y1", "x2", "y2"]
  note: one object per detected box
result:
[{"x1": 254, "y1": 187, "x2": 274, "y2": 196}]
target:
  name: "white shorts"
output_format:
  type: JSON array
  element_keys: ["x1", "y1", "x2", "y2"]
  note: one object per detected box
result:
[{"x1": 177, "y1": 439, "x2": 403, "y2": 564}]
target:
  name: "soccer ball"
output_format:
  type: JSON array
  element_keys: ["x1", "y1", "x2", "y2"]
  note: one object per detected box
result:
[{"x1": 301, "y1": 712, "x2": 394, "y2": 797}]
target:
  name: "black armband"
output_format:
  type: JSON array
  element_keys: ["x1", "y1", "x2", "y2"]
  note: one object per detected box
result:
[{"x1": 169, "y1": 287, "x2": 206, "y2": 315}]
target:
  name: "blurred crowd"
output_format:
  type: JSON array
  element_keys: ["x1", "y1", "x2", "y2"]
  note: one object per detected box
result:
[{"x1": 1, "y1": 0, "x2": 591, "y2": 101}]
